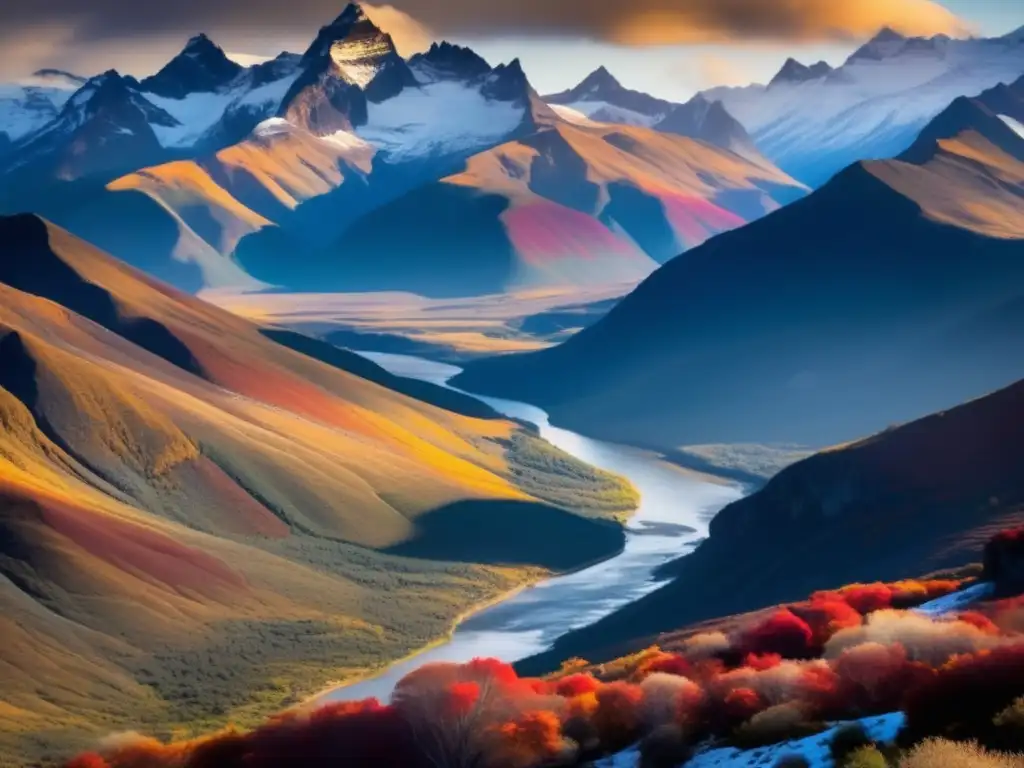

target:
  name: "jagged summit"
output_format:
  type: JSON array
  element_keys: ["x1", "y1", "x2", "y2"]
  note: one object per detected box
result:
[
  {"x1": 873, "y1": 26, "x2": 908, "y2": 44},
  {"x1": 769, "y1": 58, "x2": 834, "y2": 87},
  {"x1": 140, "y1": 33, "x2": 242, "y2": 98},
  {"x1": 302, "y1": 2, "x2": 387, "y2": 63},
  {"x1": 409, "y1": 41, "x2": 492, "y2": 81}
]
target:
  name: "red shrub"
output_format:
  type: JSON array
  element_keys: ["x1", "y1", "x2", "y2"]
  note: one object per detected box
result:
[
  {"x1": 723, "y1": 688, "x2": 765, "y2": 722},
  {"x1": 555, "y1": 674, "x2": 601, "y2": 698},
  {"x1": 738, "y1": 610, "x2": 815, "y2": 659},
  {"x1": 903, "y1": 643, "x2": 1024, "y2": 742},
  {"x1": 638, "y1": 652, "x2": 694, "y2": 680},
  {"x1": 743, "y1": 653, "x2": 784, "y2": 671},
  {"x1": 593, "y1": 682, "x2": 644, "y2": 750},
  {"x1": 65, "y1": 756, "x2": 110, "y2": 768}
]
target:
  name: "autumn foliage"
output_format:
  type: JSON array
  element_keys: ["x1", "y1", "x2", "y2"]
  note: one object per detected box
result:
[{"x1": 65, "y1": 532, "x2": 1024, "y2": 768}]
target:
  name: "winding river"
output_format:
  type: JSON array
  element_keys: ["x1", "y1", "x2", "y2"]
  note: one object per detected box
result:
[{"x1": 322, "y1": 352, "x2": 744, "y2": 703}]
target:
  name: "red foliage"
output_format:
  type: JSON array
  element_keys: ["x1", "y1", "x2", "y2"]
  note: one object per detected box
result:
[
  {"x1": 723, "y1": 688, "x2": 764, "y2": 722},
  {"x1": 467, "y1": 658, "x2": 520, "y2": 687},
  {"x1": 488, "y1": 710, "x2": 566, "y2": 768},
  {"x1": 65, "y1": 756, "x2": 110, "y2": 768},
  {"x1": 644, "y1": 652, "x2": 694, "y2": 678},
  {"x1": 555, "y1": 673, "x2": 601, "y2": 698},
  {"x1": 903, "y1": 643, "x2": 1024, "y2": 739},
  {"x1": 743, "y1": 653, "x2": 783, "y2": 671},
  {"x1": 738, "y1": 609, "x2": 815, "y2": 658},
  {"x1": 593, "y1": 682, "x2": 644, "y2": 749},
  {"x1": 447, "y1": 681, "x2": 482, "y2": 714},
  {"x1": 791, "y1": 598, "x2": 863, "y2": 647},
  {"x1": 956, "y1": 611, "x2": 1000, "y2": 634},
  {"x1": 829, "y1": 584, "x2": 894, "y2": 614}
]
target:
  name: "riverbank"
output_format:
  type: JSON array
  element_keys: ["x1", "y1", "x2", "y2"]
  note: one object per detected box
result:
[{"x1": 314, "y1": 352, "x2": 743, "y2": 705}]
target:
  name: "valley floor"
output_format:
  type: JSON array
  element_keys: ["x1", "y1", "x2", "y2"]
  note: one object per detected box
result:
[{"x1": 204, "y1": 284, "x2": 630, "y2": 362}]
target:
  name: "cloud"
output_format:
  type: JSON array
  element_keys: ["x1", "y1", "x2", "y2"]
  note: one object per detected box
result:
[
  {"x1": 695, "y1": 55, "x2": 758, "y2": 88},
  {"x1": 362, "y1": 4, "x2": 434, "y2": 55}
]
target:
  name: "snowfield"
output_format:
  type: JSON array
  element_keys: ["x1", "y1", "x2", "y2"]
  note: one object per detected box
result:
[
  {"x1": 704, "y1": 34, "x2": 1024, "y2": 184},
  {"x1": 596, "y1": 713, "x2": 906, "y2": 768},
  {"x1": 357, "y1": 80, "x2": 524, "y2": 159},
  {"x1": 1000, "y1": 114, "x2": 1024, "y2": 140},
  {"x1": 147, "y1": 71, "x2": 298, "y2": 148}
]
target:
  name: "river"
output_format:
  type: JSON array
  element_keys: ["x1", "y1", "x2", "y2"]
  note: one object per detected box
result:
[{"x1": 321, "y1": 352, "x2": 744, "y2": 703}]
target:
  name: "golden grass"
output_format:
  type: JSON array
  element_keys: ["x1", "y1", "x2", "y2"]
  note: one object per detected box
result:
[
  {"x1": 899, "y1": 739, "x2": 1024, "y2": 768},
  {"x1": 0, "y1": 220, "x2": 638, "y2": 765}
]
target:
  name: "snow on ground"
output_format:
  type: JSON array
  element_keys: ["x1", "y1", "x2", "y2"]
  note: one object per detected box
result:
[
  {"x1": 357, "y1": 80, "x2": 524, "y2": 159},
  {"x1": 914, "y1": 581, "x2": 996, "y2": 617},
  {"x1": 148, "y1": 90, "x2": 237, "y2": 147},
  {"x1": 549, "y1": 104, "x2": 601, "y2": 127},
  {"x1": 0, "y1": 84, "x2": 77, "y2": 141},
  {"x1": 147, "y1": 72, "x2": 298, "y2": 148},
  {"x1": 563, "y1": 100, "x2": 658, "y2": 127},
  {"x1": 1000, "y1": 114, "x2": 1024, "y2": 140},
  {"x1": 596, "y1": 713, "x2": 906, "y2": 768}
]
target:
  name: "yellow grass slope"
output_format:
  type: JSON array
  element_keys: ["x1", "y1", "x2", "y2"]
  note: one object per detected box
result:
[{"x1": 0, "y1": 215, "x2": 632, "y2": 764}]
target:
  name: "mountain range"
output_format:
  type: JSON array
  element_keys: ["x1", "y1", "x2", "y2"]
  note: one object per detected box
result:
[
  {"x1": 454, "y1": 74, "x2": 1024, "y2": 449},
  {"x1": 0, "y1": 4, "x2": 806, "y2": 297},
  {"x1": 704, "y1": 25, "x2": 1024, "y2": 186}
]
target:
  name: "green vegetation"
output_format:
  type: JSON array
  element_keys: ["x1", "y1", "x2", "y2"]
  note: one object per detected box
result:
[
  {"x1": 668, "y1": 443, "x2": 813, "y2": 484},
  {"x1": 504, "y1": 431, "x2": 639, "y2": 522}
]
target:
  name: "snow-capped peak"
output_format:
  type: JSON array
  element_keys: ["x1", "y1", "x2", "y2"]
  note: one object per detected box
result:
[{"x1": 847, "y1": 26, "x2": 913, "y2": 63}]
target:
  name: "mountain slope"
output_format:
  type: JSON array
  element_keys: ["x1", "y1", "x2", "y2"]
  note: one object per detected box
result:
[
  {"x1": 455, "y1": 76, "x2": 1024, "y2": 448},
  {"x1": 0, "y1": 215, "x2": 630, "y2": 764},
  {"x1": 705, "y1": 28, "x2": 1024, "y2": 186},
  {"x1": 519, "y1": 369, "x2": 1024, "y2": 674},
  {"x1": 235, "y1": 120, "x2": 806, "y2": 297}
]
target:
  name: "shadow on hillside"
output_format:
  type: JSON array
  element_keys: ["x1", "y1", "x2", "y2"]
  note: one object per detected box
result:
[{"x1": 386, "y1": 499, "x2": 626, "y2": 571}]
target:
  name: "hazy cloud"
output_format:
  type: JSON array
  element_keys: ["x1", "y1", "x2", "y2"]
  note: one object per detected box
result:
[
  {"x1": 0, "y1": 0, "x2": 971, "y2": 78},
  {"x1": 694, "y1": 54, "x2": 760, "y2": 88}
]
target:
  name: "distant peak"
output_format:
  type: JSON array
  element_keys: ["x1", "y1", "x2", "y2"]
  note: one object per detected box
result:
[
  {"x1": 580, "y1": 65, "x2": 621, "y2": 91},
  {"x1": 769, "y1": 58, "x2": 832, "y2": 87},
  {"x1": 872, "y1": 26, "x2": 907, "y2": 44}
]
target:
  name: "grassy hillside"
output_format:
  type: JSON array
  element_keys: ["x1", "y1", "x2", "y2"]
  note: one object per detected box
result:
[{"x1": 0, "y1": 214, "x2": 634, "y2": 765}]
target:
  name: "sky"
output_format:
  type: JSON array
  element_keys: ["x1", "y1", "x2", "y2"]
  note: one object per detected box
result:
[{"x1": 1, "y1": 0, "x2": 1020, "y2": 100}]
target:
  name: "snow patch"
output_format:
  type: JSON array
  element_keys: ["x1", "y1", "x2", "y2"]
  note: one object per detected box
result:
[
  {"x1": 252, "y1": 117, "x2": 293, "y2": 138},
  {"x1": 563, "y1": 100, "x2": 659, "y2": 127},
  {"x1": 914, "y1": 581, "x2": 996, "y2": 617},
  {"x1": 999, "y1": 114, "x2": 1024, "y2": 140},
  {"x1": 147, "y1": 90, "x2": 236, "y2": 147},
  {"x1": 596, "y1": 713, "x2": 906, "y2": 768},
  {"x1": 549, "y1": 104, "x2": 600, "y2": 127},
  {"x1": 145, "y1": 71, "x2": 298, "y2": 148},
  {"x1": 323, "y1": 129, "x2": 372, "y2": 151},
  {"x1": 357, "y1": 80, "x2": 524, "y2": 159}
]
